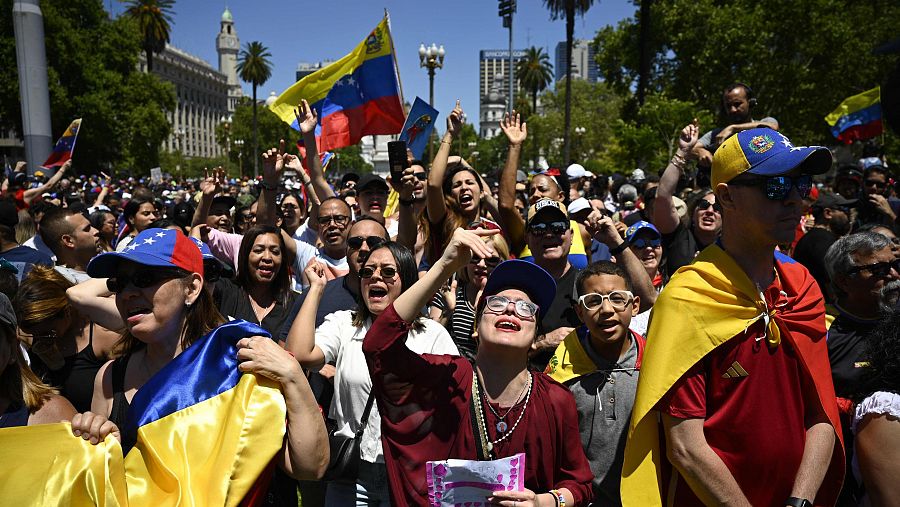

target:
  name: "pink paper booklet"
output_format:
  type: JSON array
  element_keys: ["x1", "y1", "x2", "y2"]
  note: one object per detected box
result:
[{"x1": 425, "y1": 453, "x2": 525, "y2": 506}]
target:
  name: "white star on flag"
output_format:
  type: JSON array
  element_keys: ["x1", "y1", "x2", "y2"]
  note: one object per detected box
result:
[
  {"x1": 347, "y1": 76, "x2": 356, "y2": 87},
  {"x1": 156, "y1": 232, "x2": 167, "y2": 238},
  {"x1": 128, "y1": 244, "x2": 138, "y2": 251},
  {"x1": 143, "y1": 237, "x2": 157, "y2": 245}
]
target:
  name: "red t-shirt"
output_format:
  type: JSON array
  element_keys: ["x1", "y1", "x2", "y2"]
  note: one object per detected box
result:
[
  {"x1": 363, "y1": 305, "x2": 594, "y2": 507},
  {"x1": 658, "y1": 279, "x2": 813, "y2": 506}
]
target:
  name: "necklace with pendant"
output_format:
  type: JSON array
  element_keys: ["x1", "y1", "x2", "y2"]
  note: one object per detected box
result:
[{"x1": 481, "y1": 371, "x2": 530, "y2": 433}]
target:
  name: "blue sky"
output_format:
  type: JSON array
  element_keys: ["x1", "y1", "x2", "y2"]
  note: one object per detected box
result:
[{"x1": 107, "y1": 0, "x2": 636, "y2": 130}]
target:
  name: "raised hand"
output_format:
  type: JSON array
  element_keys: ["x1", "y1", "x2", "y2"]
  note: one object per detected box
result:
[
  {"x1": 500, "y1": 110, "x2": 527, "y2": 146},
  {"x1": 678, "y1": 123, "x2": 699, "y2": 157},
  {"x1": 446, "y1": 100, "x2": 464, "y2": 138},
  {"x1": 440, "y1": 227, "x2": 499, "y2": 272},
  {"x1": 293, "y1": 99, "x2": 319, "y2": 135},
  {"x1": 200, "y1": 167, "x2": 224, "y2": 197},
  {"x1": 261, "y1": 140, "x2": 286, "y2": 185},
  {"x1": 398, "y1": 166, "x2": 417, "y2": 201},
  {"x1": 304, "y1": 258, "x2": 327, "y2": 289}
]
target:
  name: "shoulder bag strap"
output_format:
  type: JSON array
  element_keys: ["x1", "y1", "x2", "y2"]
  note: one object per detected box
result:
[{"x1": 353, "y1": 389, "x2": 377, "y2": 438}]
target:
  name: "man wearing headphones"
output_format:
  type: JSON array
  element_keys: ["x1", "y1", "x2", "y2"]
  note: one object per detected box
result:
[{"x1": 693, "y1": 83, "x2": 780, "y2": 168}]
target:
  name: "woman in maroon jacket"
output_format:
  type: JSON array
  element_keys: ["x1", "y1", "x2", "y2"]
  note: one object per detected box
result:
[{"x1": 363, "y1": 227, "x2": 593, "y2": 506}]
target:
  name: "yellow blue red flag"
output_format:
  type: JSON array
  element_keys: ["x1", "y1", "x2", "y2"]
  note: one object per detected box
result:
[
  {"x1": 824, "y1": 86, "x2": 882, "y2": 143},
  {"x1": 269, "y1": 18, "x2": 404, "y2": 152},
  {"x1": 0, "y1": 320, "x2": 286, "y2": 506},
  {"x1": 41, "y1": 118, "x2": 82, "y2": 169}
]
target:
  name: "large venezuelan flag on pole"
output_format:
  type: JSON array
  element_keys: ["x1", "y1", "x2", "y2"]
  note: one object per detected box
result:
[
  {"x1": 824, "y1": 86, "x2": 882, "y2": 143},
  {"x1": 0, "y1": 320, "x2": 286, "y2": 507},
  {"x1": 269, "y1": 17, "x2": 405, "y2": 152},
  {"x1": 41, "y1": 118, "x2": 82, "y2": 169}
]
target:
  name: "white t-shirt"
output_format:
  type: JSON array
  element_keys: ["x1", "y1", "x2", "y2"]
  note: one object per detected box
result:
[
  {"x1": 292, "y1": 239, "x2": 347, "y2": 292},
  {"x1": 292, "y1": 218, "x2": 318, "y2": 247},
  {"x1": 315, "y1": 310, "x2": 459, "y2": 463}
]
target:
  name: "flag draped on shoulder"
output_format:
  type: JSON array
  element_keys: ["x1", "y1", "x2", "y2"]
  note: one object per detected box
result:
[
  {"x1": 0, "y1": 320, "x2": 286, "y2": 507},
  {"x1": 269, "y1": 18, "x2": 405, "y2": 153},
  {"x1": 824, "y1": 86, "x2": 882, "y2": 143},
  {"x1": 41, "y1": 118, "x2": 82, "y2": 169}
]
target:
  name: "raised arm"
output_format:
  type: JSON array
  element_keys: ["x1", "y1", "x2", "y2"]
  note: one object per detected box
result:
[
  {"x1": 282, "y1": 261, "x2": 327, "y2": 367},
  {"x1": 393, "y1": 227, "x2": 498, "y2": 323},
  {"x1": 497, "y1": 111, "x2": 528, "y2": 253},
  {"x1": 294, "y1": 100, "x2": 335, "y2": 202},
  {"x1": 24, "y1": 159, "x2": 70, "y2": 204},
  {"x1": 586, "y1": 212, "x2": 657, "y2": 312},
  {"x1": 654, "y1": 124, "x2": 697, "y2": 235},
  {"x1": 191, "y1": 167, "x2": 225, "y2": 227},
  {"x1": 92, "y1": 173, "x2": 111, "y2": 207},
  {"x1": 395, "y1": 166, "x2": 418, "y2": 250},
  {"x1": 426, "y1": 100, "x2": 464, "y2": 225},
  {"x1": 66, "y1": 278, "x2": 125, "y2": 332},
  {"x1": 257, "y1": 141, "x2": 286, "y2": 227}
]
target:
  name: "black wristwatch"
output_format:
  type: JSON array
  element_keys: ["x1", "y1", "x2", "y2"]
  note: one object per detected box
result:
[
  {"x1": 398, "y1": 197, "x2": 415, "y2": 206},
  {"x1": 609, "y1": 242, "x2": 628, "y2": 255},
  {"x1": 785, "y1": 497, "x2": 812, "y2": 507}
]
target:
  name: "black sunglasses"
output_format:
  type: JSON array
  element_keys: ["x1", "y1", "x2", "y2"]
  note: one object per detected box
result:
[
  {"x1": 317, "y1": 214, "x2": 350, "y2": 226},
  {"x1": 347, "y1": 235, "x2": 386, "y2": 250},
  {"x1": 696, "y1": 199, "x2": 723, "y2": 213},
  {"x1": 630, "y1": 238, "x2": 661, "y2": 249},
  {"x1": 528, "y1": 221, "x2": 569, "y2": 235},
  {"x1": 848, "y1": 258, "x2": 900, "y2": 278},
  {"x1": 865, "y1": 179, "x2": 887, "y2": 189},
  {"x1": 470, "y1": 255, "x2": 501, "y2": 266},
  {"x1": 107, "y1": 269, "x2": 186, "y2": 293},
  {"x1": 729, "y1": 174, "x2": 813, "y2": 201},
  {"x1": 358, "y1": 265, "x2": 398, "y2": 279},
  {"x1": 413, "y1": 172, "x2": 428, "y2": 181}
]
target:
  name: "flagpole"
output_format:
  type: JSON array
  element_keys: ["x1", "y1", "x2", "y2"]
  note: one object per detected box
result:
[{"x1": 385, "y1": 9, "x2": 406, "y2": 110}]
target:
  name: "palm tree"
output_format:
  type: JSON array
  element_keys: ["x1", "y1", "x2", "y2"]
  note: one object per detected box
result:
[
  {"x1": 237, "y1": 41, "x2": 272, "y2": 178},
  {"x1": 123, "y1": 0, "x2": 175, "y2": 73},
  {"x1": 544, "y1": 0, "x2": 595, "y2": 164},
  {"x1": 516, "y1": 47, "x2": 554, "y2": 120}
]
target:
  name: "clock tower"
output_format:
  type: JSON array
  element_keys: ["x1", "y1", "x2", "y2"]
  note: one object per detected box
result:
[{"x1": 216, "y1": 7, "x2": 242, "y2": 112}]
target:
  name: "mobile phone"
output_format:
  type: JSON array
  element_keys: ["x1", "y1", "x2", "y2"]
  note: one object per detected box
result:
[{"x1": 388, "y1": 140, "x2": 408, "y2": 183}]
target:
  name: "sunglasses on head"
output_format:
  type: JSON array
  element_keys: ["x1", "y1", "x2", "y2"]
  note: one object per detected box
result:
[
  {"x1": 630, "y1": 237, "x2": 661, "y2": 249},
  {"x1": 358, "y1": 265, "x2": 398, "y2": 280},
  {"x1": 848, "y1": 258, "x2": 900, "y2": 278},
  {"x1": 107, "y1": 268, "x2": 187, "y2": 293},
  {"x1": 527, "y1": 221, "x2": 568, "y2": 235},
  {"x1": 729, "y1": 174, "x2": 813, "y2": 201},
  {"x1": 347, "y1": 235, "x2": 385, "y2": 250},
  {"x1": 484, "y1": 295, "x2": 538, "y2": 319},
  {"x1": 696, "y1": 199, "x2": 723, "y2": 213}
]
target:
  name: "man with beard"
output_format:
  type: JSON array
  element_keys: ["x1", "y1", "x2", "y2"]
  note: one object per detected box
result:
[
  {"x1": 794, "y1": 193, "x2": 856, "y2": 303},
  {"x1": 38, "y1": 207, "x2": 100, "y2": 284},
  {"x1": 824, "y1": 232, "x2": 899, "y2": 400},
  {"x1": 692, "y1": 83, "x2": 779, "y2": 168}
]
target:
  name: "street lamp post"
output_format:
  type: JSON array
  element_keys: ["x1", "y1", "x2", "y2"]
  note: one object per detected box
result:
[
  {"x1": 574, "y1": 126, "x2": 586, "y2": 163},
  {"x1": 419, "y1": 42, "x2": 445, "y2": 162},
  {"x1": 233, "y1": 139, "x2": 244, "y2": 178},
  {"x1": 220, "y1": 115, "x2": 232, "y2": 175},
  {"x1": 175, "y1": 127, "x2": 185, "y2": 181}
]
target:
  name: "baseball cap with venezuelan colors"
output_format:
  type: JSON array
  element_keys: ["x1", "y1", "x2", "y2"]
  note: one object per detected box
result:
[
  {"x1": 526, "y1": 198, "x2": 568, "y2": 226},
  {"x1": 87, "y1": 228, "x2": 205, "y2": 278},
  {"x1": 711, "y1": 127, "x2": 832, "y2": 187}
]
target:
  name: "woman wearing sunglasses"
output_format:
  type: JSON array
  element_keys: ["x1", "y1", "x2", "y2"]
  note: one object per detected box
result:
[
  {"x1": 284, "y1": 241, "x2": 459, "y2": 506},
  {"x1": 13, "y1": 266, "x2": 119, "y2": 413},
  {"x1": 82, "y1": 228, "x2": 327, "y2": 496},
  {"x1": 363, "y1": 228, "x2": 593, "y2": 506},
  {"x1": 430, "y1": 230, "x2": 510, "y2": 362},
  {"x1": 623, "y1": 221, "x2": 665, "y2": 336},
  {"x1": 216, "y1": 225, "x2": 296, "y2": 337}
]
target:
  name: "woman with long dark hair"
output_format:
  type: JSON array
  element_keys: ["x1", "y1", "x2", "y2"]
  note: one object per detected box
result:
[
  {"x1": 115, "y1": 196, "x2": 159, "y2": 251},
  {"x1": 216, "y1": 225, "x2": 296, "y2": 337},
  {"x1": 363, "y1": 228, "x2": 594, "y2": 506},
  {"x1": 89, "y1": 210, "x2": 117, "y2": 253},
  {"x1": 285, "y1": 241, "x2": 459, "y2": 506}
]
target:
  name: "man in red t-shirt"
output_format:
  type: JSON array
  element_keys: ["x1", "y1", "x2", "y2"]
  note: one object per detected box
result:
[{"x1": 623, "y1": 127, "x2": 844, "y2": 507}]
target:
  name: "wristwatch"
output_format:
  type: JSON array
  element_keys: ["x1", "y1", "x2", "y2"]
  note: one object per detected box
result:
[
  {"x1": 785, "y1": 497, "x2": 812, "y2": 507},
  {"x1": 609, "y1": 242, "x2": 629, "y2": 255},
  {"x1": 398, "y1": 197, "x2": 415, "y2": 206}
]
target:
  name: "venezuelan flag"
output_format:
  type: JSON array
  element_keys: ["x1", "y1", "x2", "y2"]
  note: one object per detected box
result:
[
  {"x1": 0, "y1": 320, "x2": 286, "y2": 506},
  {"x1": 825, "y1": 86, "x2": 882, "y2": 143},
  {"x1": 269, "y1": 18, "x2": 405, "y2": 152},
  {"x1": 41, "y1": 118, "x2": 82, "y2": 169}
]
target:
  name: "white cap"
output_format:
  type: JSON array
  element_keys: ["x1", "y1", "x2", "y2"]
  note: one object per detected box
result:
[
  {"x1": 631, "y1": 168, "x2": 646, "y2": 181},
  {"x1": 567, "y1": 197, "x2": 591, "y2": 214},
  {"x1": 566, "y1": 164, "x2": 587, "y2": 180}
]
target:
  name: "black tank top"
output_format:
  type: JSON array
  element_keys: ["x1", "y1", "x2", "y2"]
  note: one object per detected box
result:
[
  {"x1": 30, "y1": 323, "x2": 105, "y2": 413},
  {"x1": 108, "y1": 353, "x2": 132, "y2": 428}
]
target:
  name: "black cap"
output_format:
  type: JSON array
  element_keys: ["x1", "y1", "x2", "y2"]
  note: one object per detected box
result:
[
  {"x1": 211, "y1": 195, "x2": 237, "y2": 210},
  {"x1": 356, "y1": 174, "x2": 388, "y2": 193},
  {"x1": 341, "y1": 173, "x2": 360, "y2": 186},
  {"x1": 813, "y1": 192, "x2": 857, "y2": 209}
]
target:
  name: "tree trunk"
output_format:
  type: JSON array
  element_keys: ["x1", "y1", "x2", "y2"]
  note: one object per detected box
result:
[
  {"x1": 146, "y1": 49, "x2": 153, "y2": 73},
  {"x1": 533, "y1": 88, "x2": 539, "y2": 169},
  {"x1": 637, "y1": 0, "x2": 653, "y2": 106},
  {"x1": 563, "y1": 0, "x2": 574, "y2": 165},
  {"x1": 252, "y1": 84, "x2": 259, "y2": 178}
]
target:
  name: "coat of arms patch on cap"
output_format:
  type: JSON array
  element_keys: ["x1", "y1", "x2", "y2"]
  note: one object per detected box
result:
[{"x1": 748, "y1": 134, "x2": 775, "y2": 154}]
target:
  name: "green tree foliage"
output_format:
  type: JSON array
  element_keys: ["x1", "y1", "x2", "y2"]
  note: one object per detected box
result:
[
  {"x1": 528, "y1": 80, "x2": 624, "y2": 173},
  {"x1": 237, "y1": 41, "x2": 273, "y2": 177},
  {"x1": 332, "y1": 144, "x2": 373, "y2": 175},
  {"x1": 594, "y1": 0, "x2": 900, "y2": 150},
  {"x1": 543, "y1": 0, "x2": 595, "y2": 163},
  {"x1": 0, "y1": 0, "x2": 175, "y2": 174},
  {"x1": 517, "y1": 46, "x2": 554, "y2": 117},
  {"x1": 122, "y1": 0, "x2": 175, "y2": 72},
  {"x1": 216, "y1": 98, "x2": 299, "y2": 175}
]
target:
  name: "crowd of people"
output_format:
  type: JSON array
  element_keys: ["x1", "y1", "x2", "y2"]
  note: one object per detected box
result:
[{"x1": 1, "y1": 85, "x2": 899, "y2": 507}]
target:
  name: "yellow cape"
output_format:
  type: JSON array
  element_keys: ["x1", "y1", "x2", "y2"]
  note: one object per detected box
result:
[{"x1": 545, "y1": 327, "x2": 596, "y2": 384}]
